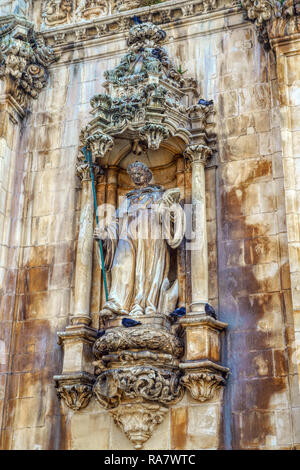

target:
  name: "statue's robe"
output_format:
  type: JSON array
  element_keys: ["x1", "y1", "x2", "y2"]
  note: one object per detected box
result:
[{"x1": 101, "y1": 184, "x2": 185, "y2": 316}]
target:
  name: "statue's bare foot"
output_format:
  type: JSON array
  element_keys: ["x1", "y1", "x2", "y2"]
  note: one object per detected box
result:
[{"x1": 129, "y1": 304, "x2": 144, "y2": 316}]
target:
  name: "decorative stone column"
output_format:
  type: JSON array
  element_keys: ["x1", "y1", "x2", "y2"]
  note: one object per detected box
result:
[
  {"x1": 184, "y1": 144, "x2": 212, "y2": 314},
  {"x1": 176, "y1": 155, "x2": 186, "y2": 308},
  {"x1": 54, "y1": 160, "x2": 98, "y2": 411},
  {"x1": 181, "y1": 144, "x2": 229, "y2": 403},
  {"x1": 71, "y1": 162, "x2": 95, "y2": 326}
]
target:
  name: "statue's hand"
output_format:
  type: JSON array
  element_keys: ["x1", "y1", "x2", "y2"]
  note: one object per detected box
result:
[{"x1": 94, "y1": 226, "x2": 108, "y2": 240}]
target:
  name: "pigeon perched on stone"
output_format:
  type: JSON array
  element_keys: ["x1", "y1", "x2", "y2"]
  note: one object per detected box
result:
[
  {"x1": 152, "y1": 48, "x2": 163, "y2": 62},
  {"x1": 122, "y1": 318, "x2": 142, "y2": 328},
  {"x1": 169, "y1": 307, "x2": 186, "y2": 321},
  {"x1": 205, "y1": 303, "x2": 217, "y2": 319},
  {"x1": 133, "y1": 15, "x2": 143, "y2": 24},
  {"x1": 198, "y1": 99, "x2": 214, "y2": 106},
  {"x1": 96, "y1": 329, "x2": 106, "y2": 338}
]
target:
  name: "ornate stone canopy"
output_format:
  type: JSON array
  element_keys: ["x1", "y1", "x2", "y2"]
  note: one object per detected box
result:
[{"x1": 79, "y1": 21, "x2": 215, "y2": 168}]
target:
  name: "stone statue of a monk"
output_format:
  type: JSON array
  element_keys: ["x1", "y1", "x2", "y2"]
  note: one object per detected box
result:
[{"x1": 94, "y1": 161, "x2": 185, "y2": 318}]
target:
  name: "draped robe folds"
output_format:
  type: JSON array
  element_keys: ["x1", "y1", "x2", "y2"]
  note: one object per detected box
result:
[{"x1": 100, "y1": 185, "x2": 185, "y2": 316}]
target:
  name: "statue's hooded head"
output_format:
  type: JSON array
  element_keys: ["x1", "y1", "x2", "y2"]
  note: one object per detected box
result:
[{"x1": 127, "y1": 161, "x2": 152, "y2": 187}]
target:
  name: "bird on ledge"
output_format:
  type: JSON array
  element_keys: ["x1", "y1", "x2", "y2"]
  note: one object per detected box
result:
[
  {"x1": 198, "y1": 99, "x2": 213, "y2": 106},
  {"x1": 205, "y1": 303, "x2": 217, "y2": 319},
  {"x1": 169, "y1": 307, "x2": 186, "y2": 322},
  {"x1": 133, "y1": 15, "x2": 143, "y2": 25},
  {"x1": 96, "y1": 329, "x2": 106, "y2": 338},
  {"x1": 122, "y1": 318, "x2": 142, "y2": 328}
]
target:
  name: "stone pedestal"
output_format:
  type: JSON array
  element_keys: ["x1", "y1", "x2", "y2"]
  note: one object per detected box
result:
[
  {"x1": 54, "y1": 325, "x2": 97, "y2": 410},
  {"x1": 179, "y1": 315, "x2": 229, "y2": 402}
]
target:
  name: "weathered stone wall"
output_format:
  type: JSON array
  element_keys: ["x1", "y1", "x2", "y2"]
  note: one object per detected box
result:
[{"x1": 1, "y1": 1, "x2": 300, "y2": 449}]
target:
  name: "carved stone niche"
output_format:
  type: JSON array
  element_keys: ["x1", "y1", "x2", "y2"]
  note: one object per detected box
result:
[{"x1": 55, "y1": 21, "x2": 229, "y2": 449}]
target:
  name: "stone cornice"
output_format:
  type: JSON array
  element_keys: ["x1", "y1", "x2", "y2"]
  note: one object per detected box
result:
[{"x1": 40, "y1": 0, "x2": 242, "y2": 53}]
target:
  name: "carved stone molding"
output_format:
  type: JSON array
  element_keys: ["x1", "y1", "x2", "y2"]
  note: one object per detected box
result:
[
  {"x1": 42, "y1": 1, "x2": 74, "y2": 27},
  {"x1": 54, "y1": 372, "x2": 95, "y2": 410},
  {"x1": 80, "y1": 21, "x2": 216, "y2": 163},
  {"x1": 268, "y1": 0, "x2": 300, "y2": 41},
  {"x1": 0, "y1": 16, "x2": 57, "y2": 113},
  {"x1": 75, "y1": 0, "x2": 110, "y2": 21},
  {"x1": 40, "y1": 0, "x2": 223, "y2": 31},
  {"x1": 110, "y1": 402, "x2": 168, "y2": 449},
  {"x1": 38, "y1": 1, "x2": 243, "y2": 54}
]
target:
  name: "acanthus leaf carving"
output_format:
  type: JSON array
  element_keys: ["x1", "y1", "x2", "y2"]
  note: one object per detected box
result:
[
  {"x1": 181, "y1": 370, "x2": 226, "y2": 402},
  {"x1": 75, "y1": 0, "x2": 110, "y2": 21},
  {"x1": 139, "y1": 123, "x2": 169, "y2": 150},
  {"x1": 184, "y1": 144, "x2": 213, "y2": 165},
  {"x1": 57, "y1": 383, "x2": 93, "y2": 410},
  {"x1": 86, "y1": 132, "x2": 114, "y2": 159}
]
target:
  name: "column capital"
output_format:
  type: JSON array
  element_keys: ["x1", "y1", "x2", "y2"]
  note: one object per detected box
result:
[
  {"x1": 76, "y1": 160, "x2": 101, "y2": 182},
  {"x1": 76, "y1": 163, "x2": 92, "y2": 182},
  {"x1": 183, "y1": 144, "x2": 212, "y2": 165}
]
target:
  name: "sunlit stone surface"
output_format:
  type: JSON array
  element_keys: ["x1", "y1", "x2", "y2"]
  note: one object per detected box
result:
[{"x1": 0, "y1": 0, "x2": 300, "y2": 451}]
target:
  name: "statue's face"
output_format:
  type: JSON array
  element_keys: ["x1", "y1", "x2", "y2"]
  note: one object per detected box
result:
[{"x1": 129, "y1": 166, "x2": 150, "y2": 187}]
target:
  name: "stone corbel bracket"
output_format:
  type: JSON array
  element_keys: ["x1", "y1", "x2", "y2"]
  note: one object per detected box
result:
[
  {"x1": 241, "y1": 0, "x2": 300, "y2": 49},
  {"x1": 180, "y1": 361, "x2": 229, "y2": 402},
  {"x1": 54, "y1": 372, "x2": 95, "y2": 411},
  {"x1": 241, "y1": 0, "x2": 282, "y2": 49},
  {"x1": 0, "y1": 15, "x2": 57, "y2": 115},
  {"x1": 92, "y1": 316, "x2": 185, "y2": 449},
  {"x1": 179, "y1": 315, "x2": 229, "y2": 402}
]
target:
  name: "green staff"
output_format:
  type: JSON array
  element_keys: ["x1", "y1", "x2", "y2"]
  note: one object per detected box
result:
[{"x1": 83, "y1": 147, "x2": 109, "y2": 302}]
